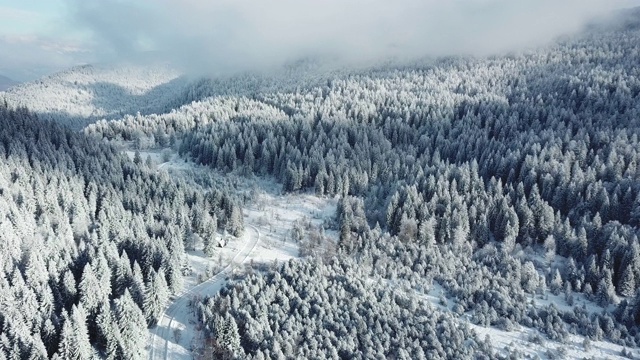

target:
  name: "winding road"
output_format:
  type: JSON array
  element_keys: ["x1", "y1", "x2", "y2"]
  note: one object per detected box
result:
[{"x1": 148, "y1": 225, "x2": 261, "y2": 360}]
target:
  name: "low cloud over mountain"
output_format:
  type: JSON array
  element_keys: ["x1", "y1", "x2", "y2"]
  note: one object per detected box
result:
[{"x1": 66, "y1": 0, "x2": 632, "y2": 76}]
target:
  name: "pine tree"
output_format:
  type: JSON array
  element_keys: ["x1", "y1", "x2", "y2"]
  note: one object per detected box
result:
[
  {"x1": 574, "y1": 227, "x2": 589, "y2": 261},
  {"x1": 60, "y1": 270, "x2": 77, "y2": 309},
  {"x1": 96, "y1": 303, "x2": 120, "y2": 360},
  {"x1": 143, "y1": 268, "x2": 169, "y2": 327},
  {"x1": 130, "y1": 261, "x2": 146, "y2": 308},
  {"x1": 203, "y1": 236, "x2": 217, "y2": 258},
  {"x1": 133, "y1": 150, "x2": 142, "y2": 165},
  {"x1": 398, "y1": 214, "x2": 418, "y2": 242},
  {"x1": 596, "y1": 269, "x2": 617, "y2": 307},
  {"x1": 543, "y1": 235, "x2": 556, "y2": 261},
  {"x1": 56, "y1": 305, "x2": 93, "y2": 360},
  {"x1": 79, "y1": 263, "x2": 100, "y2": 314},
  {"x1": 218, "y1": 316, "x2": 243, "y2": 357},
  {"x1": 114, "y1": 251, "x2": 133, "y2": 297},
  {"x1": 619, "y1": 265, "x2": 636, "y2": 297},
  {"x1": 564, "y1": 282, "x2": 574, "y2": 306},
  {"x1": 55, "y1": 311, "x2": 73, "y2": 360},
  {"x1": 114, "y1": 290, "x2": 147, "y2": 359},
  {"x1": 550, "y1": 269, "x2": 563, "y2": 296},
  {"x1": 521, "y1": 261, "x2": 540, "y2": 293},
  {"x1": 69, "y1": 304, "x2": 93, "y2": 360},
  {"x1": 165, "y1": 252, "x2": 183, "y2": 294},
  {"x1": 417, "y1": 217, "x2": 436, "y2": 246},
  {"x1": 93, "y1": 253, "x2": 113, "y2": 304},
  {"x1": 502, "y1": 220, "x2": 517, "y2": 254},
  {"x1": 227, "y1": 206, "x2": 244, "y2": 237}
]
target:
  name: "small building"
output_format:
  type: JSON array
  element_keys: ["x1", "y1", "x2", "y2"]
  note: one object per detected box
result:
[{"x1": 216, "y1": 236, "x2": 228, "y2": 248}]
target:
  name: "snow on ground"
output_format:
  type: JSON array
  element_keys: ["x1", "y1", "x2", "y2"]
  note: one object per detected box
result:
[
  {"x1": 144, "y1": 147, "x2": 338, "y2": 359},
  {"x1": 148, "y1": 225, "x2": 260, "y2": 360},
  {"x1": 382, "y1": 274, "x2": 638, "y2": 359},
  {"x1": 243, "y1": 179, "x2": 338, "y2": 265},
  {"x1": 124, "y1": 148, "x2": 194, "y2": 172},
  {"x1": 140, "y1": 146, "x2": 339, "y2": 264},
  {"x1": 468, "y1": 320, "x2": 636, "y2": 359},
  {"x1": 530, "y1": 290, "x2": 609, "y2": 317},
  {"x1": 520, "y1": 251, "x2": 624, "y2": 314}
]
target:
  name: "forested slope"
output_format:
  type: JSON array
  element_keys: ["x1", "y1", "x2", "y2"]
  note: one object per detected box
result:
[
  {"x1": 3, "y1": 10, "x2": 640, "y2": 360},
  {"x1": 0, "y1": 64, "x2": 189, "y2": 130},
  {"x1": 0, "y1": 105, "x2": 242, "y2": 359},
  {"x1": 175, "y1": 20, "x2": 639, "y2": 359},
  {"x1": 90, "y1": 20, "x2": 640, "y2": 303},
  {"x1": 196, "y1": 258, "x2": 495, "y2": 359}
]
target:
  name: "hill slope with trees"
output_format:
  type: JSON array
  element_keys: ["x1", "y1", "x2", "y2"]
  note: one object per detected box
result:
[
  {"x1": 2, "y1": 9, "x2": 640, "y2": 360},
  {"x1": 0, "y1": 105, "x2": 242, "y2": 359}
]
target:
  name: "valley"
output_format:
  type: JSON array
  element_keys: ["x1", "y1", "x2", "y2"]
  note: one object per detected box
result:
[{"x1": 1, "y1": 8, "x2": 640, "y2": 360}]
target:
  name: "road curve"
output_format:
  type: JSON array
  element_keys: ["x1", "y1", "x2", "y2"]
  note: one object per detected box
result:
[{"x1": 148, "y1": 225, "x2": 260, "y2": 360}]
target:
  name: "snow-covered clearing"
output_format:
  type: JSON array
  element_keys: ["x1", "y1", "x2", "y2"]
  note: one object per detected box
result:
[
  {"x1": 144, "y1": 148, "x2": 338, "y2": 359},
  {"x1": 124, "y1": 148, "x2": 194, "y2": 173},
  {"x1": 243, "y1": 179, "x2": 339, "y2": 264},
  {"x1": 469, "y1": 323, "x2": 635, "y2": 360}
]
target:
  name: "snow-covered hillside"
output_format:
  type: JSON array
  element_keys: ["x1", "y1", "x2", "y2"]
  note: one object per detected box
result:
[
  {"x1": 0, "y1": 63, "x2": 189, "y2": 129},
  {"x1": 0, "y1": 59, "x2": 346, "y2": 131},
  {"x1": 3, "y1": 8, "x2": 640, "y2": 360}
]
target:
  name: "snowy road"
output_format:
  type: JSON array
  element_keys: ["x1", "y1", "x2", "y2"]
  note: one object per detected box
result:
[{"x1": 147, "y1": 225, "x2": 260, "y2": 360}]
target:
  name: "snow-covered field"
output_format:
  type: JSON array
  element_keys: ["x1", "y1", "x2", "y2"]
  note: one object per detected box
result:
[
  {"x1": 378, "y1": 268, "x2": 636, "y2": 359},
  {"x1": 469, "y1": 323, "x2": 635, "y2": 360},
  {"x1": 243, "y1": 180, "x2": 339, "y2": 264}
]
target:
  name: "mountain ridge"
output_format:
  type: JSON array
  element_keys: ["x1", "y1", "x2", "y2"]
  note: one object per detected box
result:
[
  {"x1": 0, "y1": 63, "x2": 189, "y2": 129},
  {"x1": 0, "y1": 75, "x2": 19, "y2": 91}
]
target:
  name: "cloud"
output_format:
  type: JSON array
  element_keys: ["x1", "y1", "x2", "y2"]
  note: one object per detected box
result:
[
  {"x1": 64, "y1": 0, "x2": 632, "y2": 76},
  {"x1": 2, "y1": 0, "x2": 636, "y2": 80}
]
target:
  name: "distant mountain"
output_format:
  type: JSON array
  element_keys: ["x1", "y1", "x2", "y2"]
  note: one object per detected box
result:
[
  {"x1": 0, "y1": 75, "x2": 19, "y2": 91},
  {"x1": 0, "y1": 60, "x2": 343, "y2": 130},
  {"x1": 0, "y1": 63, "x2": 191, "y2": 129}
]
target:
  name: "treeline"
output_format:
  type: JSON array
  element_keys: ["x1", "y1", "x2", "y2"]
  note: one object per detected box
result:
[{"x1": 0, "y1": 105, "x2": 242, "y2": 359}]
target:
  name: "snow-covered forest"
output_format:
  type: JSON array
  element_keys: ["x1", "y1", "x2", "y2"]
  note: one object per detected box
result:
[
  {"x1": 2, "y1": 8, "x2": 640, "y2": 360},
  {"x1": 0, "y1": 106, "x2": 243, "y2": 358},
  {"x1": 0, "y1": 64, "x2": 189, "y2": 130}
]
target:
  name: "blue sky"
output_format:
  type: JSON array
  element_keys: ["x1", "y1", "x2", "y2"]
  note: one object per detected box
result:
[{"x1": 1, "y1": 0, "x2": 639, "y2": 82}]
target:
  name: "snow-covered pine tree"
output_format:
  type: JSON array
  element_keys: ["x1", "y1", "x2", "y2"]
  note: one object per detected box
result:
[
  {"x1": 114, "y1": 290, "x2": 147, "y2": 359},
  {"x1": 143, "y1": 268, "x2": 169, "y2": 327}
]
